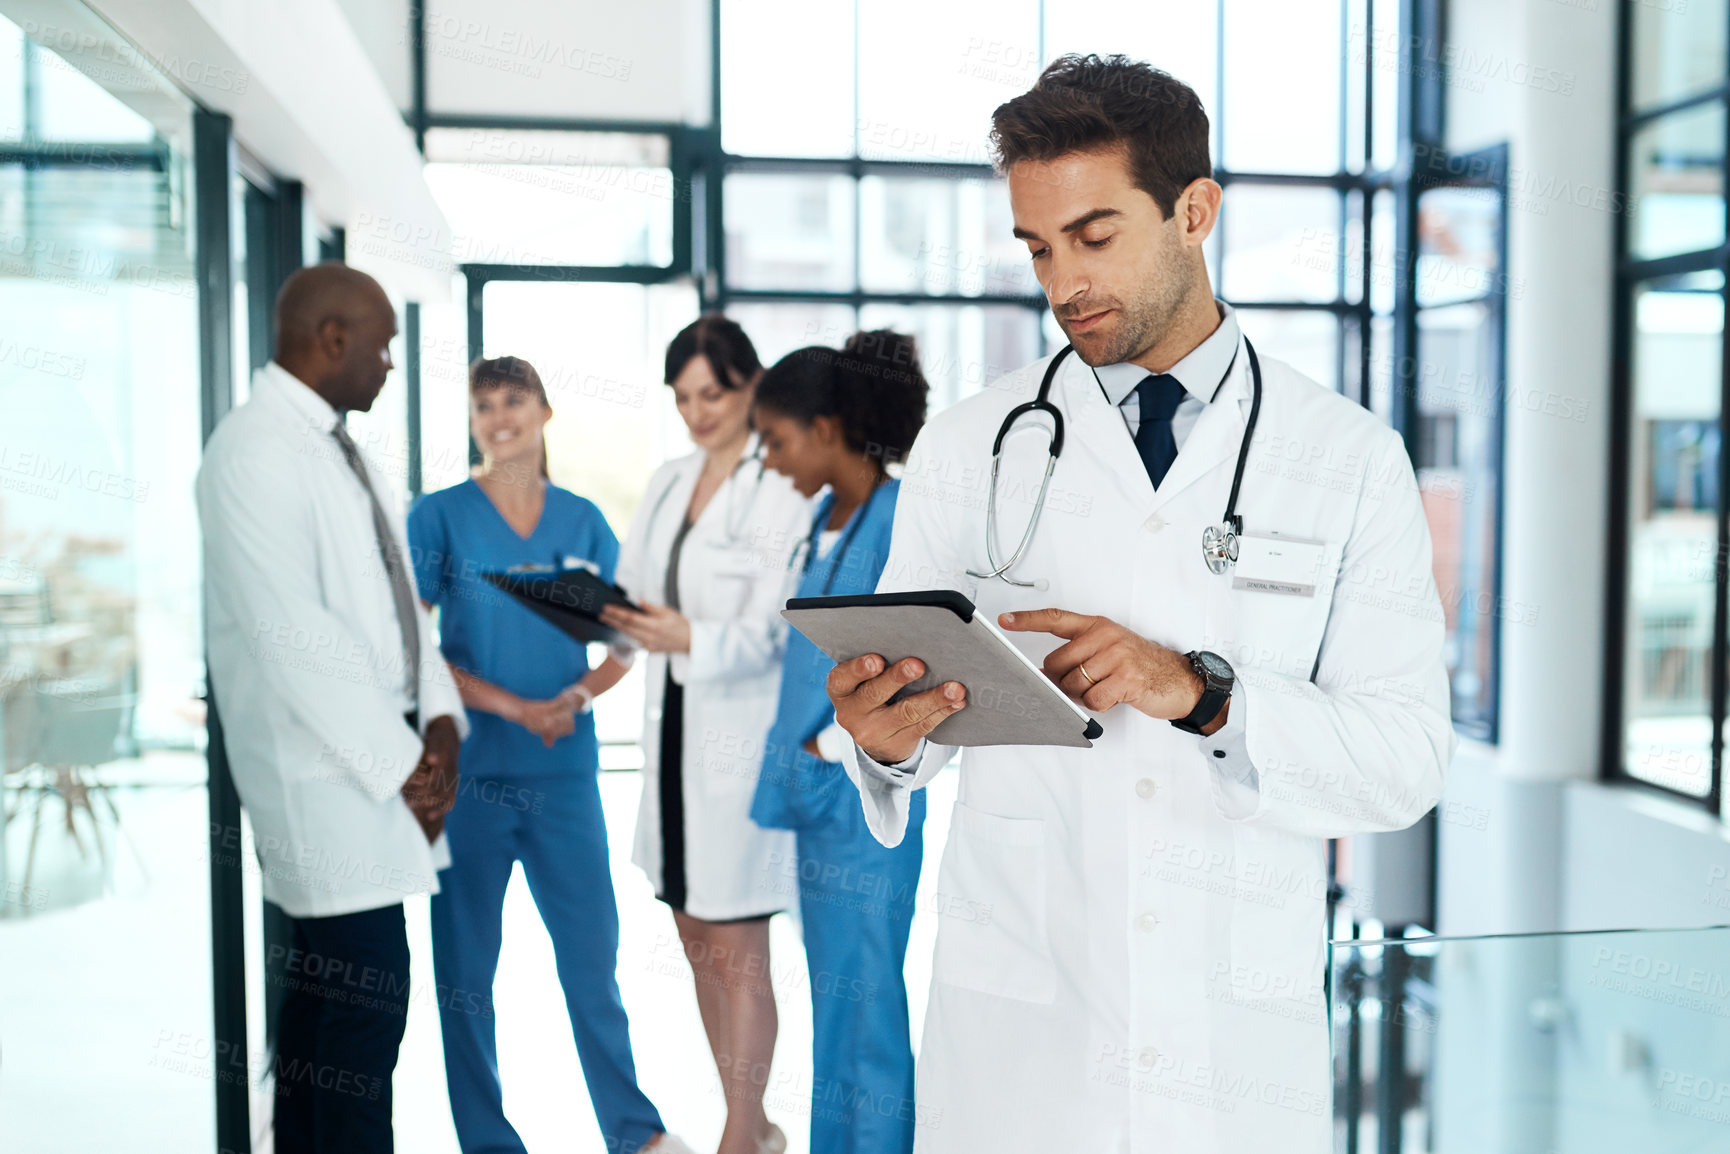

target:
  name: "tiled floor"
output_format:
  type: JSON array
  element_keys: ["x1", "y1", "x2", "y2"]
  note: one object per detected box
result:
[
  {"x1": 395, "y1": 767, "x2": 956, "y2": 1154},
  {"x1": 0, "y1": 757, "x2": 956, "y2": 1154}
]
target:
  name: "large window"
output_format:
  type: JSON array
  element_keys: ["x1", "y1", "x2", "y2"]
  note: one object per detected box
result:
[
  {"x1": 714, "y1": 0, "x2": 1509, "y2": 733},
  {"x1": 715, "y1": 0, "x2": 1409, "y2": 409},
  {"x1": 0, "y1": 7, "x2": 213, "y2": 1146},
  {"x1": 1612, "y1": 4, "x2": 1730, "y2": 812}
]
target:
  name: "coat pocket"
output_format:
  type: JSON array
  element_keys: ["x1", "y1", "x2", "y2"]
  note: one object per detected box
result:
[
  {"x1": 1225, "y1": 824, "x2": 1328, "y2": 1006},
  {"x1": 931, "y1": 802, "x2": 1056, "y2": 1004}
]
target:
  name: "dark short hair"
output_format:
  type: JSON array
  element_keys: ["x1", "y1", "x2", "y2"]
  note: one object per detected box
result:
[
  {"x1": 664, "y1": 312, "x2": 762, "y2": 390},
  {"x1": 989, "y1": 54, "x2": 1213, "y2": 219}
]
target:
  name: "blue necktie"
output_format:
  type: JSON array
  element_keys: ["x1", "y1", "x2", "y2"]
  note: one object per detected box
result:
[{"x1": 1133, "y1": 374, "x2": 1187, "y2": 488}]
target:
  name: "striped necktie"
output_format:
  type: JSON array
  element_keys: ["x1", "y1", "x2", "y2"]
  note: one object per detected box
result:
[{"x1": 330, "y1": 421, "x2": 420, "y2": 704}]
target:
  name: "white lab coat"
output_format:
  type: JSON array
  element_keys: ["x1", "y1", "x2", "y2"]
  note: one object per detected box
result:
[
  {"x1": 197, "y1": 363, "x2": 470, "y2": 919},
  {"x1": 615, "y1": 447, "x2": 813, "y2": 920},
  {"x1": 844, "y1": 340, "x2": 1455, "y2": 1153}
]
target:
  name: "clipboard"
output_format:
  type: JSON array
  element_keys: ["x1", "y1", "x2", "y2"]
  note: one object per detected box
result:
[
  {"x1": 484, "y1": 569, "x2": 643, "y2": 645},
  {"x1": 782, "y1": 589, "x2": 1103, "y2": 748}
]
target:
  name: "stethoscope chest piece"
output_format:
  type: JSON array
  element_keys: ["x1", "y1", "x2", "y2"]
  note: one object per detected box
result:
[{"x1": 1201, "y1": 522, "x2": 1239, "y2": 575}]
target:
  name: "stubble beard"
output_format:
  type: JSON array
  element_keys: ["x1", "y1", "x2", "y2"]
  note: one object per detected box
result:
[{"x1": 1063, "y1": 263, "x2": 1191, "y2": 368}]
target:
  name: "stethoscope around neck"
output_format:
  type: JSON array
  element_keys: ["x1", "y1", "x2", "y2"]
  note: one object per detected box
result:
[
  {"x1": 644, "y1": 437, "x2": 768, "y2": 546},
  {"x1": 966, "y1": 337, "x2": 1264, "y2": 586}
]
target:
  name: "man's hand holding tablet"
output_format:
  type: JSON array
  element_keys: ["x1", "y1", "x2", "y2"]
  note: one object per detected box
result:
[{"x1": 827, "y1": 655, "x2": 968, "y2": 765}]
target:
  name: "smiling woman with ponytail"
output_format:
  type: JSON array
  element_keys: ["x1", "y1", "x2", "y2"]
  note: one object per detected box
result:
[
  {"x1": 405, "y1": 354, "x2": 694, "y2": 1154},
  {"x1": 748, "y1": 329, "x2": 931, "y2": 1154}
]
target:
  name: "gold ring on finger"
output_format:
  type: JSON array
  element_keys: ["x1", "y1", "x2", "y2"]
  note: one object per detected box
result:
[{"x1": 1079, "y1": 664, "x2": 1097, "y2": 686}]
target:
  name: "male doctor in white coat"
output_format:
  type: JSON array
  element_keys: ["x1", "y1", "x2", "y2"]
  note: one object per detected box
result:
[{"x1": 827, "y1": 55, "x2": 1456, "y2": 1152}]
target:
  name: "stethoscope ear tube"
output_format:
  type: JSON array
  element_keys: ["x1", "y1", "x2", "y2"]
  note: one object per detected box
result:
[
  {"x1": 1220, "y1": 339, "x2": 1263, "y2": 538},
  {"x1": 990, "y1": 345, "x2": 1075, "y2": 457}
]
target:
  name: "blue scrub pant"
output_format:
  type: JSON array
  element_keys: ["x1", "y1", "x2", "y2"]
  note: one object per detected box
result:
[
  {"x1": 431, "y1": 772, "x2": 663, "y2": 1154},
  {"x1": 796, "y1": 791, "x2": 926, "y2": 1154}
]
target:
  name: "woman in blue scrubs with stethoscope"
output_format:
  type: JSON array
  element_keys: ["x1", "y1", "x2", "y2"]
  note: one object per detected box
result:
[
  {"x1": 408, "y1": 356, "x2": 693, "y2": 1154},
  {"x1": 748, "y1": 331, "x2": 930, "y2": 1154}
]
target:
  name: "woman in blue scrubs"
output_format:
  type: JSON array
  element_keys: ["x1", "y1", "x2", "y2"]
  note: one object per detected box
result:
[
  {"x1": 748, "y1": 332, "x2": 930, "y2": 1154},
  {"x1": 408, "y1": 355, "x2": 692, "y2": 1154}
]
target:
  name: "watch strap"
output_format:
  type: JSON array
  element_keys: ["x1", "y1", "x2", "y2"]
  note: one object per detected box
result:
[{"x1": 1172, "y1": 651, "x2": 1231, "y2": 735}]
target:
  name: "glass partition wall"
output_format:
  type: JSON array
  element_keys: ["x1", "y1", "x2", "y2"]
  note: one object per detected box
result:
[
  {"x1": 0, "y1": 5, "x2": 212, "y2": 1147},
  {"x1": 1610, "y1": 0, "x2": 1730, "y2": 813}
]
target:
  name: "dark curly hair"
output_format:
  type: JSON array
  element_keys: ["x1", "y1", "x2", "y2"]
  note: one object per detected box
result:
[
  {"x1": 754, "y1": 330, "x2": 928, "y2": 469},
  {"x1": 990, "y1": 53, "x2": 1212, "y2": 219}
]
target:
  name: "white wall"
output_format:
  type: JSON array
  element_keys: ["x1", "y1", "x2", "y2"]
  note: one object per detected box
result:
[
  {"x1": 421, "y1": 0, "x2": 710, "y2": 125},
  {"x1": 84, "y1": 0, "x2": 453, "y2": 301},
  {"x1": 335, "y1": 0, "x2": 411, "y2": 113}
]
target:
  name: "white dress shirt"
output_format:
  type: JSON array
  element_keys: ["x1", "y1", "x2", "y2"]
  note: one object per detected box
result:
[
  {"x1": 865, "y1": 302, "x2": 1253, "y2": 784},
  {"x1": 197, "y1": 361, "x2": 469, "y2": 918}
]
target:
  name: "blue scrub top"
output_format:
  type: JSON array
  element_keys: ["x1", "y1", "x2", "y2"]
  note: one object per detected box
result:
[
  {"x1": 408, "y1": 478, "x2": 620, "y2": 780},
  {"x1": 752, "y1": 479, "x2": 901, "y2": 831}
]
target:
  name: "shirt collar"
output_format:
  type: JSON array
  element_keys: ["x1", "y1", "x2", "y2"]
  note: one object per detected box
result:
[
  {"x1": 1090, "y1": 301, "x2": 1242, "y2": 408},
  {"x1": 259, "y1": 360, "x2": 342, "y2": 431}
]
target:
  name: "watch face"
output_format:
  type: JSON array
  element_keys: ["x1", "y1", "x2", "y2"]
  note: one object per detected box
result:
[{"x1": 1197, "y1": 651, "x2": 1233, "y2": 680}]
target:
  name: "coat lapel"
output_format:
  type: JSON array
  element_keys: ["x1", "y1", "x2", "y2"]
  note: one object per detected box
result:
[{"x1": 1060, "y1": 354, "x2": 1155, "y2": 512}]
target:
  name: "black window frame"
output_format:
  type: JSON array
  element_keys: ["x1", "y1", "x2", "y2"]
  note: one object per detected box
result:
[{"x1": 1603, "y1": 0, "x2": 1730, "y2": 814}]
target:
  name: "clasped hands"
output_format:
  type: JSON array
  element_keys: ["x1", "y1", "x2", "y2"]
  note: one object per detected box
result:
[
  {"x1": 826, "y1": 607, "x2": 1216, "y2": 765},
  {"x1": 514, "y1": 684, "x2": 593, "y2": 748},
  {"x1": 401, "y1": 715, "x2": 460, "y2": 843}
]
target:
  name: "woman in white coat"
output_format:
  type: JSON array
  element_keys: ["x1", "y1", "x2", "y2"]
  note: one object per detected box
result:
[{"x1": 603, "y1": 314, "x2": 811, "y2": 1154}]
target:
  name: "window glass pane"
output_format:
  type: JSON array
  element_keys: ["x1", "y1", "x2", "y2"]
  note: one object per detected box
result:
[
  {"x1": 1224, "y1": 0, "x2": 1341, "y2": 174},
  {"x1": 1341, "y1": 310, "x2": 1366, "y2": 406},
  {"x1": 419, "y1": 274, "x2": 473, "y2": 495},
  {"x1": 1344, "y1": 0, "x2": 1366, "y2": 173},
  {"x1": 29, "y1": 42, "x2": 153, "y2": 143},
  {"x1": 0, "y1": 11, "x2": 211, "y2": 1148},
  {"x1": 1235, "y1": 308, "x2": 1339, "y2": 389},
  {"x1": 857, "y1": 0, "x2": 1039, "y2": 163},
  {"x1": 1631, "y1": 0, "x2": 1727, "y2": 111},
  {"x1": 720, "y1": 0, "x2": 855, "y2": 158},
  {"x1": 724, "y1": 301, "x2": 859, "y2": 369},
  {"x1": 1044, "y1": 1, "x2": 1218, "y2": 133},
  {"x1": 343, "y1": 290, "x2": 412, "y2": 505},
  {"x1": 859, "y1": 303, "x2": 1042, "y2": 411},
  {"x1": 1220, "y1": 183, "x2": 1340, "y2": 303},
  {"x1": 0, "y1": 16, "x2": 23, "y2": 140},
  {"x1": 424, "y1": 129, "x2": 675, "y2": 267},
  {"x1": 229, "y1": 170, "x2": 251, "y2": 406},
  {"x1": 1367, "y1": 312, "x2": 1393, "y2": 422},
  {"x1": 1343, "y1": 189, "x2": 1366, "y2": 306},
  {"x1": 1623, "y1": 274, "x2": 1722, "y2": 798},
  {"x1": 1414, "y1": 302, "x2": 1501, "y2": 736},
  {"x1": 478, "y1": 281, "x2": 700, "y2": 766},
  {"x1": 1369, "y1": 0, "x2": 1400, "y2": 171},
  {"x1": 1416, "y1": 185, "x2": 1502, "y2": 309},
  {"x1": 859, "y1": 176, "x2": 1034, "y2": 297},
  {"x1": 724, "y1": 173, "x2": 855, "y2": 291},
  {"x1": 1628, "y1": 103, "x2": 1725, "y2": 262},
  {"x1": 1369, "y1": 188, "x2": 1397, "y2": 314}
]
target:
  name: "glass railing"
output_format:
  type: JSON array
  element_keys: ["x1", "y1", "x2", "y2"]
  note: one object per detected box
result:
[{"x1": 1331, "y1": 926, "x2": 1730, "y2": 1153}]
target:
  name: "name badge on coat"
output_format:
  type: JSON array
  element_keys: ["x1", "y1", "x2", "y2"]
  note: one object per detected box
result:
[{"x1": 1232, "y1": 532, "x2": 1329, "y2": 597}]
